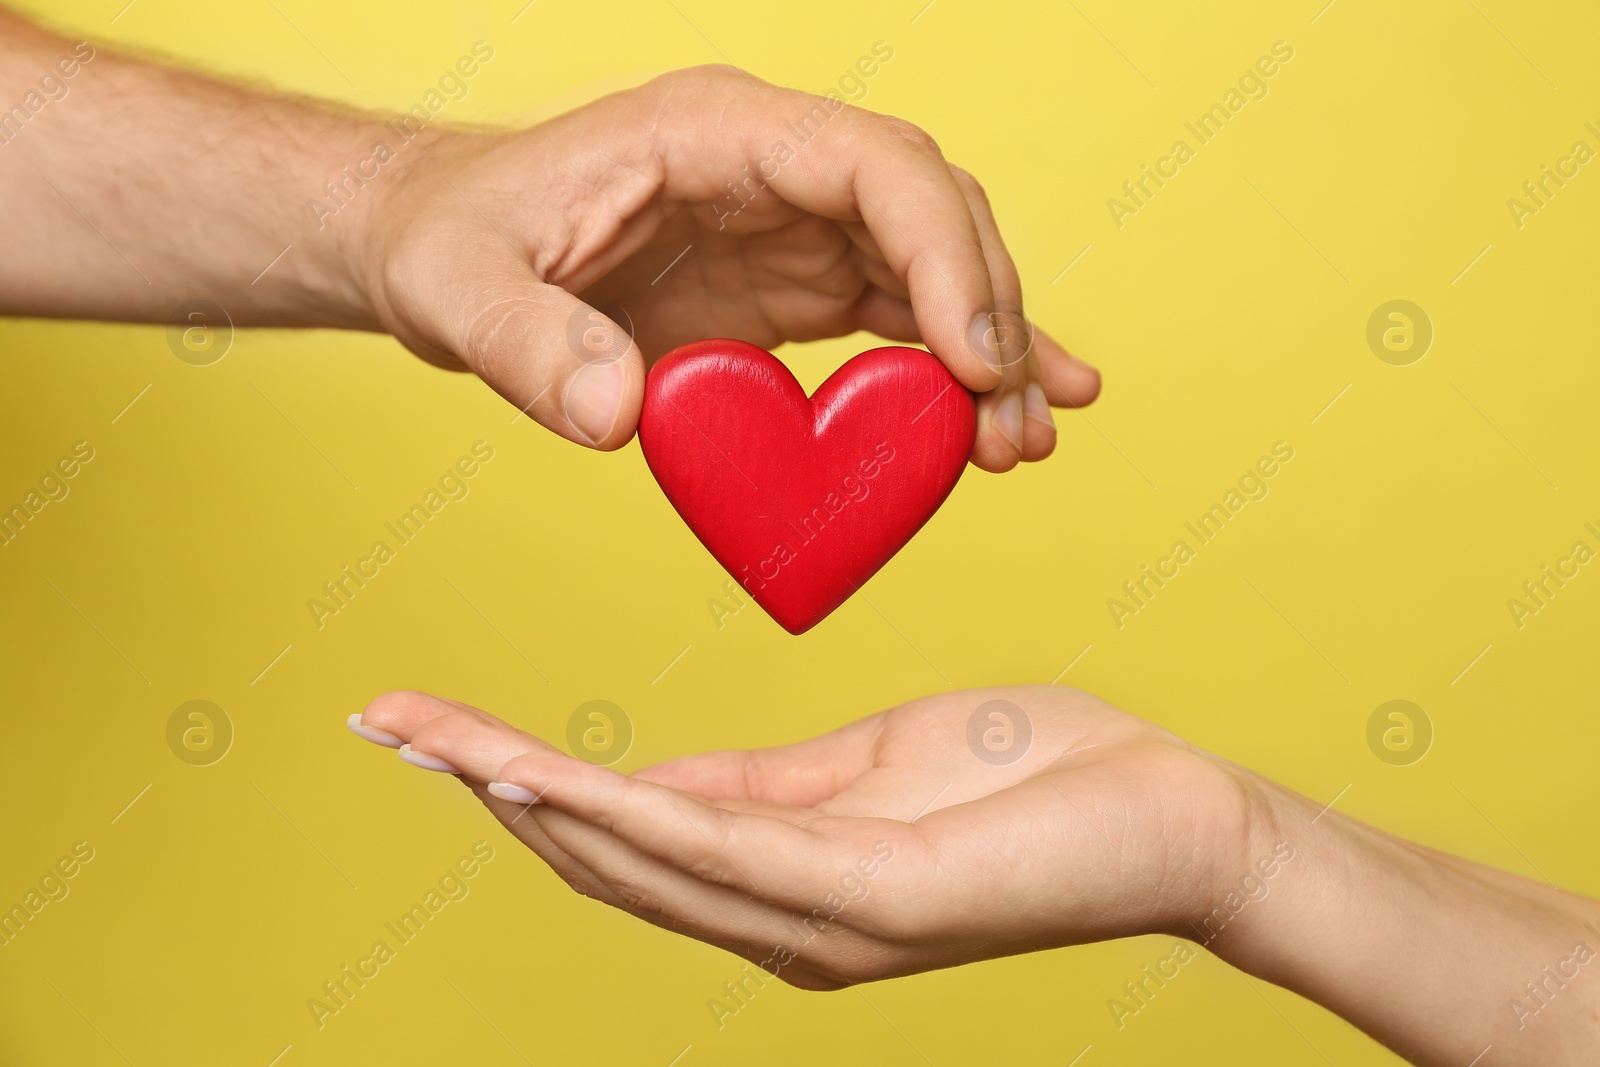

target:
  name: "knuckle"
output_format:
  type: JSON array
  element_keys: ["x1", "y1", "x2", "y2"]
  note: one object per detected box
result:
[
  {"x1": 667, "y1": 62, "x2": 742, "y2": 82},
  {"x1": 950, "y1": 165, "x2": 988, "y2": 204},
  {"x1": 410, "y1": 713, "x2": 471, "y2": 752},
  {"x1": 359, "y1": 689, "x2": 433, "y2": 733},
  {"x1": 879, "y1": 115, "x2": 941, "y2": 158},
  {"x1": 455, "y1": 291, "x2": 537, "y2": 381},
  {"x1": 496, "y1": 751, "x2": 547, "y2": 786},
  {"x1": 646, "y1": 64, "x2": 752, "y2": 104},
  {"x1": 688, "y1": 62, "x2": 747, "y2": 82}
]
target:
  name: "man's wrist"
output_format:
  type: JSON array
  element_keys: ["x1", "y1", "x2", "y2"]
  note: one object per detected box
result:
[
  {"x1": 331, "y1": 122, "x2": 509, "y2": 337},
  {"x1": 280, "y1": 114, "x2": 438, "y2": 333}
]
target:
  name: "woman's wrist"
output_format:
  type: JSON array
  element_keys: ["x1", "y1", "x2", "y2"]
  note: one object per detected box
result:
[{"x1": 1199, "y1": 769, "x2": 1600, "y2": 1065}]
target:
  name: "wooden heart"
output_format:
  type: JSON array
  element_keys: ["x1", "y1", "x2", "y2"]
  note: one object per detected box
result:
[{"x1": 638, "y1": 339, "x2": 975, "y2": 634}]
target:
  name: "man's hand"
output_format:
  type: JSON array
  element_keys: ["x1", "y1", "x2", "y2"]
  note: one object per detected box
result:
[
  {"x1": 0, "y1": 9, "x2": 1099, "y2": 471},
  {"x1": 356, "y1": 66, "x2": 1099, "y2": 470}
]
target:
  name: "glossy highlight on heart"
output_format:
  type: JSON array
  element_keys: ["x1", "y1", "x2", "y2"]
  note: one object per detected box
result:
[{"x1": 638, "y1": 339, "x2": 976, "y2": 634}]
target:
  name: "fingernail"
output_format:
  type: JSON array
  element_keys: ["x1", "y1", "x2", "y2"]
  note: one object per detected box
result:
[
  {"x1": 1023, "y1": 383, "x2": 1055, "y2": 432},
  {"x1": 994, "y1": 391, "x2": 1023, "y2": 452},
  {"x1": 563, "y1": 358, "x2": 626, "y2": 444},
  {"x1": 398, "y1": 744, "x2": 461, "y2": 774},
  {"x1": 487, "y1": 781, "x2": 540, "y2": 804},
  {"x1": 967, "y1": 310, "x2": 1003, "y2": 371},
  {"x1": 347, "y1": 713, "x2": 403, "y2": 749}
]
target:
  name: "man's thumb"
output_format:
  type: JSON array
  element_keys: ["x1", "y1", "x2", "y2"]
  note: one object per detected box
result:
[{"x1": 421, "y1": 258, "x2": 645, "y2": 450}]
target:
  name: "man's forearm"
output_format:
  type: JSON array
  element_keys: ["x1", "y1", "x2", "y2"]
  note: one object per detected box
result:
[
  {"x1": 0, "y1": 9, "x2": 391, "y2": 327},
  {"x1": 1211, "y1": 775, "x2": 1600, "y2": 1065}
]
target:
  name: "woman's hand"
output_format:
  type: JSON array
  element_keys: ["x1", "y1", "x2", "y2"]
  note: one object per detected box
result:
[
  {"x1": 351, "y1": 686, "x2": 1600, "y2": 1065},
  {"x1": 358, "y1": 66, "x2": 1100, "y2": 471},
  {"x1": 350, "y1": 685, "x2": 1254, "y2": 987}
]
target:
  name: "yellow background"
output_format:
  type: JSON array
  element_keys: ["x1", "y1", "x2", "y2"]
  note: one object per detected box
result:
[{"x1": 3, "y1": 0, "x2": 1598, "y2": 1063}]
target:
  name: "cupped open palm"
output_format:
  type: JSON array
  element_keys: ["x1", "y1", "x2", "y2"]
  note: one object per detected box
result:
[{"x1": 356, "y1": 684, "x2": 1254, "y2": 989}]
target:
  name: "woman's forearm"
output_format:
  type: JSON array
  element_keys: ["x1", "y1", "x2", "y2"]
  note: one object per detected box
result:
[
  {"x1": 1209, "y1": 774, "x2": 1600, "y2": 1065},
  {"x1": 0, "y1": 9, "x2": 390, "y2": 326}
]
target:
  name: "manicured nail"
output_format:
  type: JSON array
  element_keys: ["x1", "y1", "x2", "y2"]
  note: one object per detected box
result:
[
  {"x1": 398, "y1": 744, "x2": 461, "y2": 774},
  {"x1": 347, "y1": 713, "x2": 403, "y2": 749},
  {"x1": 487, "y1": 781, "x2": 540, "y2": 804},
  {"x1": 563, "y1": 358, "x2": 626, "y2": 444},
  {"x1": 1023, "y1": 382, "x2": 1055, "y2": 432},
  {"x1": 994, "y1": 391, "x2": 1023, "y2": 452}
]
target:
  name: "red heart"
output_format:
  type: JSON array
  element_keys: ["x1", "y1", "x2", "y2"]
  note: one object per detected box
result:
[{"x1": 639, "y1": 339, "x2": 976, "y2": 634}]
